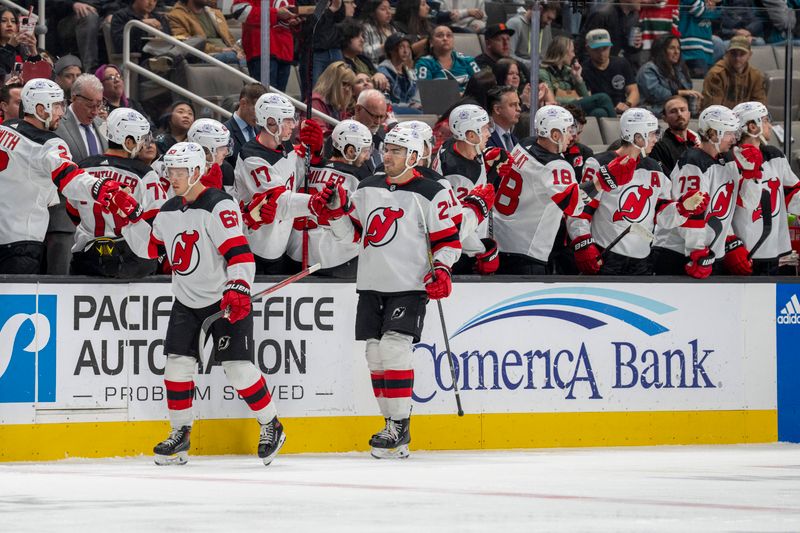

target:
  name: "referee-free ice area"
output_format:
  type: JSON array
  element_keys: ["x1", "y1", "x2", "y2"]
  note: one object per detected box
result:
[{"x1": 1, "y1": 444, "x2": 800, "y2": 532}]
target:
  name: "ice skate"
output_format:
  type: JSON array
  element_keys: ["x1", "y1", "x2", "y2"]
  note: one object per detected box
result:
[
  {"x1": 368, "y1": 418, "x2": 390, "y2": 447},
  {"x1": 153, "y1": 426, "x2": 191, "y2": 465},
  {"x1": 370, "y1": 418, "x2": 410, "y2": 459},
  {"x1": 258, "y1": 416, "x2": 286, "y2": 466}
]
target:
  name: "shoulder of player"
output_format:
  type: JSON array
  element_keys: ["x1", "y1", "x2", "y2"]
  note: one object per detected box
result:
[
  {"x1": 356, "y1": 174, "x2": 388, "y2": 190},
  {"x1": 239, "y1": 140, "x2": 285, "y2": 165},
  {"x1": 438, "y1": 143, "x2": 481, "y2": 177},
  {"x1": 677, "y1": 147, "x2": 718, "y2": 173},
  {"x1": 3, "y1": 119, "x2": 59, "y2": 146},
  {"x1": 760, "y1": 144, "x2": 786, "y2": 163},
  {"x1": 327, "y1": 160, "x2": 363, "y2": 179},
  {"x1": 160, "y1": 188, "x2": 234, "y2": 214},
  {"x1": 638, "y1": 156, "x2": 664, "y2": 173},
  {"x1": 591, "y1": 150, "x2": 617, "y2": 166},
  {"x1": 415, "y1": 165, "x2": 445, "y2": 182},
  {"x1": 80, "y1": 155, "x2": 153, "y2": 177}
]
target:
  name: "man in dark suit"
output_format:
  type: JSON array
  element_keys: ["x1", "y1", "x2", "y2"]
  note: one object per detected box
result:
[
  {"x1": 51, "y1": 73, "x2": 109, "y2": 275},
  {"x1": 486, "y1": 85, "x2": 520, "y2": 152},
  {"x1": 224, "y1": 82, "x2": 268, "y2": 165}
]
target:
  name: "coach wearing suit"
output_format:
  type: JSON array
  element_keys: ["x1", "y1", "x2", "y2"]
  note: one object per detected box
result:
[
  {"x1": 224, "y1": 82, "x2": 268, "y2": 166},
  {"x1": 49, "y1": 74, "x2": 109, "y2": 275},
  {"x1": 486, "y1": 85, "x2": 521, "y2": 152}
]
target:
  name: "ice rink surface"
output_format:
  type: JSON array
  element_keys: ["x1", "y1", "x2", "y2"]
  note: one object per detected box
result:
[{"x1": 2, "y1": 443, "x2": 800, "y2": 532}]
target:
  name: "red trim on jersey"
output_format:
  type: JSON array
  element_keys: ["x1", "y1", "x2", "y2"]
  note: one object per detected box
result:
[
  {"x1": 142, "y1": 209, "x2": 159, "y2": 223},
  {"x1": 218, "y1": 235, "x2": 248, "y2": 256},
  {"x1": 384, "y1": 369, "x2": 414, "y2": 398},
  {"x1": 237, "y1": 376, "x2": 272, "y2": 411},
  {"x1": 785, "y1": 183, "x2": 800, "y2": 206},
  {"x1": 682, "y1": 217, "x2": 705, "y2": 229},
  {"x1": 350, "y1": 214, "x2": 363, "y2": 243},
  {"x1": 551, "y1": 183, "x2": 580, "y2": 216},
  {"x1": 92, "y1": 203, "x2": 106, "y2": 237},
  {"x1": 429, "y1": 225, "x2": 457, "y2": 242},
  {"x1": 430, "y1": 225, "x2": 461, "y2": 253},
  {"x1": 52, "y1": 161, "x2": 82, "y2": 192},
  {"x1": 65, "y1": 201, "x2": 81, "y2": 226},
  {"x1": 147, "y1": 233, "x2": 165, "y2": 259},
  {"x1": 218, "y1": 235, "x2": 254, "y2": 265},
  {"x1": 228, "y1": 252, "x2": 256, "y2": 266}
]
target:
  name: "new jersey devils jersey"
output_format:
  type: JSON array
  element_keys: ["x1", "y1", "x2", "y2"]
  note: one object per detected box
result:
[
  {"x1": 493, "y1": 140, "x2": 588, "y2": 262},
  {"x1": 329, "y1": 172, "x2": 461, "y2": 293},
  {"x1": 0, "y1": 119, "x2": 100, "y2": 244},
  {"x1": 286, "y1": 160, "x2": 369, "y2": 268},
  {"x1": 68, "y1": 155, "x2": 166, "y2": 252},
  {"x1": 233, "y1": 140, "x2": 312, "y2": 260},
  {"x1": 582, "y1": 152, "x2": 685, "y2": 259},
  {"x1": 732, "y1": 145, "x2": 800, "y2": 259},
  {"x1": 653, "y1": 148, "x2": 760, "y2": 258},
  {"x1": 124, "y1": 188, "x2": 255, "y2": 308}
]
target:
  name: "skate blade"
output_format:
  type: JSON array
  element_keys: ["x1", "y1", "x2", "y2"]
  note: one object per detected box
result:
[
  {"x1": 154, "y1": 451, "x2": 188, "y2": 466},
  {"x1": 261, "y1": 432, "x2": 287, "y2": 466},
  {"x1": 370, "y1": 445, "x2": 409, "y2": 459}
]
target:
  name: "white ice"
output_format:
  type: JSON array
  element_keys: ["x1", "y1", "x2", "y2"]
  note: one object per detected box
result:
[{"x1": 2, "y1": 444, "x2": 800, "y2": 532}]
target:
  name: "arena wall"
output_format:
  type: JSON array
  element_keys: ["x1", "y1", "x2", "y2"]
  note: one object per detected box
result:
[{"x1": 0, "y1": 278, "x2": 796, "y2": 461}]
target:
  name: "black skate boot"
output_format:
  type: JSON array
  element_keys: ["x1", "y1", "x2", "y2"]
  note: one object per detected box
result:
[
  {"x1": 258, "y1": 416, "x2": 287, "y2": 466},
  {"x1": 370, "y1": 418, "x2": 410, "y2": 459},
  {"x1": 368, "y1": 418, "x2": 390, "y2": 447},
  {"x1": 153, "y1": 425, "x2": 191, "y2": 465}
]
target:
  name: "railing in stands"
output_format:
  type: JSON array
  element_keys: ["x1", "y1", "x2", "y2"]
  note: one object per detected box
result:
[{"x1": 122, "y1": 20, "x2": 339, "y2": 125}]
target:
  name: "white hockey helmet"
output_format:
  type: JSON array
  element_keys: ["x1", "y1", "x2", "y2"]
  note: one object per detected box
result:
[
  {"x1": 106, "y1": 107, "x2": 151, "y2": 156},
  {"x1": 732, "y1": 101, "x2": 770, "y2": 140},
  {"x1": 383, "y1": 126, "x2": 424, "y2": 176},
  {"x1": 188, "y1": 118, "x2": 232, "y2": 159},
  {"x1": 255, "y1": 92, "x2": 296, "y2": 129},
  {"x1": 21, "y1": 78, "x2": 65, "y2": 129},
  {"x1": 698, "y1": 105, "x2": 739, "y2": 138},
  {"x1": 164, "y1": 142, "x2": 206, "y2": 175},
  {"x1": 331, "y1": 119, "x2": 373, "y2": 162},
  {"x1": 534, "y1": 105, "x2": 575, "y2": 152},
  {"x1": 620, "y1": 108, "x2": 659, "y2": 156},
  {"x1": 449, "y1": 104, "x2": 491, "y2": 144},
  {"x1": 394, "y1": 120, "x2": 434, "y2": 163}
]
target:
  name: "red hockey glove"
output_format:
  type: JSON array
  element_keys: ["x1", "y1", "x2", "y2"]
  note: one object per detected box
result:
[
  {"x1": 733, "y1": 144, "x2": 763, "y2": 180},
  {"x1": 200, "y1": 163, "x2": 223, "y2": 190},
  {"x1": 685, "y1": 248, "x2": 715, "y2": 279},
  {"x1": 221, "y1": 279, "x2": 251, "y2": 323},
  {"x1": 483, "y1": 147, "x2": 515, "y2": 186},
  {"x1": 572, "y1": 234, "x2": 602, "y2": 274},
  {"x1": 110, "y1": 190, "x2": 143, "y2": 222},
  {"x1": 299, "y1": 119, "x2": 324, "y2": 155},
  {"x1": 308, "y1": 180, "x2": 337, "y2": 220},
  {"x1": 91, "y1": 178, "x2": 122, "y2": 210},
  {"x1": 461, "y1": 184, "x2": 495, "y2": 224},
  {"x1": 244, "y1": 186, "x2": 286, "y2": 228},
  {"x1": 597, "y1": 155, "x2": 637, "y2": 191},
  {"x1": 723, "y1": 235, "x2": 753, "y2": 275},
  {"x1": 685, "y1": 129, "x2": 700, "y2": 147},
  {"x1": 676, "y1": 190, "x2": 710, "y2": 218},
  {"x1": 474, "y1": 238, "x2": 499, "y2": 275},
  {"x1": 424, "y1": 262, "x2": 452, "y2": 300},
  {"x1": 315, "y1": 182, "x2": 351, "y2": 222}
]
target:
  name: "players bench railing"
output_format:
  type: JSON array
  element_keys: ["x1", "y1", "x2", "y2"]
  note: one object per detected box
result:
[{"x1": 122, "y1": 19, "x2": 339, "y2": 126}]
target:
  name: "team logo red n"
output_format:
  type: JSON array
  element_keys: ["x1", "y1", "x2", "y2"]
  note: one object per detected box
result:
[
  {"x1": 752, "y1": 178, "x2": 781, "y2": 222},
  {"x1": 613, "y1": 185, "x2": 653, "y2": 222},
  {"x1": 708, "y1": 182, "x2": 735, "y2": 220},
  {"x1": 171, "y1": 231, "x2": 200, "y2": 275},
  {"x1": 364, "y1": 207, "x2": 404, "y2": 248}
]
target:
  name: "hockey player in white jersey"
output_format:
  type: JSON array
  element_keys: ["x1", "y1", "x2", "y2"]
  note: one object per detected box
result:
[
  {"x1": 286, "y1": 119, "x2": 373, "y2": 277},
  {"x1": 580, "y1": 108, "x2": 709, "y2": 275},
  {"x1": 730, "y1": 102, "x2": 800, "y2": 275},
  {"x1": 493, "y1": 105, "x2": 604, "y2": 274},
  {"x1": 117, "y1": 142, "x2": 287, "y2": 466},
  {"x1": 233, "y1": 92, "x2": 327, "y2": 274},
  {"x1": 0, "y1": 78, "x2": 125, "y2": 274},
  {"x1": 651, "y1": 105, "x2": 762, "y2": 278},
  {"x1": 319, "y1": 127, "x2": 462, "y2": 459},
  {"x1": 67, "y1": 107, "x2": 165, "y2": 278},
  {"x1": 188, "y1": 118, "x2": 235, "y2": 194}
]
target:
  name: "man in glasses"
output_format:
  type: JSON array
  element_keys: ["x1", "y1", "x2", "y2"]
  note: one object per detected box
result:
[{"x1": 352, "y1": 89, "x2": 388, "y2": 174}]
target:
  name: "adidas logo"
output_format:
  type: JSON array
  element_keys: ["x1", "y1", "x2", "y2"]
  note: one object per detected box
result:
[
  {"x1": 100, "y1": 160, "x2": 109, "y2": 165},
  {"x1": 778, "y1": 294, "x2": 800, "y2": 324}
]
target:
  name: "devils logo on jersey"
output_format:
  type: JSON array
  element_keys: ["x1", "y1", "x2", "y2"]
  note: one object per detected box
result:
[
  {"x1": 708, "y1": 182, "x2": 735, "y2": 221},
  {"x1": 751, "y1": 178, "x2": 782, "y2": 222},
  {"x1": 612, "y1": 185, "x2": 653, "y2": 223},
  {"x1": 171, "y1": 231, "x2": 200, "y2": 275},
  {"x1": 364, "y1": 207, "x2": 404, "y2": 248}
]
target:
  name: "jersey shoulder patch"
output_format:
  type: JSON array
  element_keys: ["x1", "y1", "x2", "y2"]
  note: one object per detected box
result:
[{"x1": 240, "y1": 139, "x2": 285, "y2": 165}]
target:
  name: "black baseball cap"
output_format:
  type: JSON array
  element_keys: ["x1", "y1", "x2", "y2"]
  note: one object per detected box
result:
[
  {"x1": 485, "y1": 23, "x2": 515, "y2": 39},
  {"x1": 384, "y1": 33, "x2": 412, "y2": 56}
]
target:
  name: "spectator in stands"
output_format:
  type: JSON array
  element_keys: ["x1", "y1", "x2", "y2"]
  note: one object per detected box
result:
[
  {"x1": 299, "y1": 0, "x2": 344, "y2": 97},
  {"x1": 563, "y1": 103, "x2": 593, "y2": 180},
  {"x1": 637, "y1": 34, "x2": 701, "y2": 116},
  {"x1": 95, "y1": 64, "x2": 151, "y2": 123},
  {"x1": 476, "y1": 24, "x2": 530, "y2": 86},
  {"x1": 339, "y1": 19, "x2": 390, "y2": 92},
  {"x1": 53, "y1": 55, "x2": 83, "y2": 100},
  {"x1": 702, "y1": 35, "x2": 766, "y2": 110},
  {"x1": 235, "y1": 0, "x2": 301, "y2": 85},
  {"x1": 0, "y1": 81, "x2": 21, "y2": 122},
  {"x1": 353, "y1": 72, "x2": 374, "y2": 99},
  {"x1": 167, "y1": 0, "x2": 246, "y2": 68},
  {"x1": 225, "y1": 82, "x2": 267, "y2": 165},
  {"x1": 640, "y1": 0, "x2": 679, "y2": 51},
  {"x1": 437, "y1": 0, "x2": 486, "y2": 33},
  {"x1": 378, "y1": 33, "x2": 423, "y2": 114},
  {"x1": 431, "y1": 70, "x2": 497, "y2": 149},
  {"x1": 352, "y1": 89, "x2": 388, "y2": 173},
  {"x1": 649, "y1": 94, "x2": 697, "y2": 173},
  {"x1": 486, "y1": 85, "x2": 520, "y2": 152},
  {"x1": 312, "y1": 60, "x2": 357, "y2": 136},
  {"x1": 581, "y1": 0, "x2": 643, "y2": 68},
  {"x1": 493, "y1": 58, "x2": 545, "y2": 112},
  {"x1": 717, "y1": 0, "x2": 764, "y2": 45},
  {"x1": 56, "y1": 1, "x2": 118, "y2": 72},
  {"x1": 392, "y1": 0, "x2": 432, "y2": 58},
  {"x1": 110, "y1": 0, "x2": 173, "y2": 62},
  {"x1": 540, "y1": 36, "x2": 616, "y2": 117},
  {"x1": 508, "y1": 1, "x2": 559, "y2": 66},
  {"x1": 360, "y1": 0, "x2": 397, "y2": 65},
  {"x1": 155, "y1": 100, "x2": 194, "y2": 154},
  {"x1": 755, "y1": 0, "x2": 800, "y2": 44},
  {"x1": 582, "y1": 29, "x2": 640, "y2": 114},
  {"x1": 0, "y1": 8, "x2": 39, "y2": 78},
  {"x1": 679, "y1": 0, "x2": 720, "y2": 78},
  {"x1": 415, "y1": 25, "x2": 480, "y2": 93}
]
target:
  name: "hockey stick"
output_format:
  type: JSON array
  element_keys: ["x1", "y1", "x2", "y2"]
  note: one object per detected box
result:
[
  {"x1": 412, "y1": 195, "x2": 465, "y2": 417},
  {"x1": 600, "y1": 222, "x2": 654, "y2": 260},
  {"x1": 747, "y1": 190, "x2": 774, "y2": 260},
  {"x1": 198, "y1": 263, "x2": 322, "y2": 366}
]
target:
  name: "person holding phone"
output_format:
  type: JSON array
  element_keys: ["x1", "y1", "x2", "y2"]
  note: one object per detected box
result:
[{"x1": 0, "y1": 9, "x2": 39, "y2": 79}]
